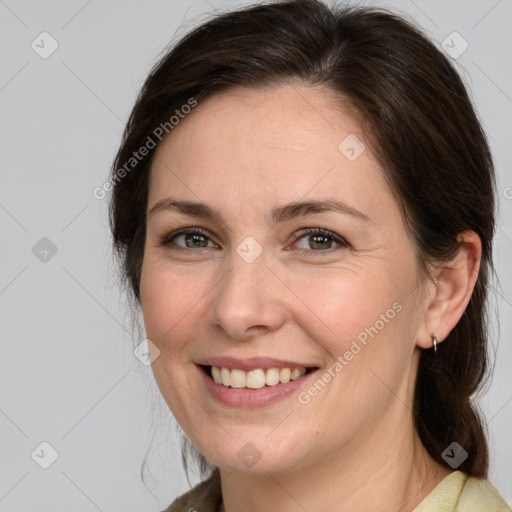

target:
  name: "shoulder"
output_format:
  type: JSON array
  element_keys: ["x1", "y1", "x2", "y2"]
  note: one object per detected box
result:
[
  {"x1": 159, "y1": 469, "x2": 222, "y2": 512},
  {"x1": 413, "y1": 470, "x2": 510, "y2": 512},
  {"x1": 456, "y1": 474, "x2": 510, "y2": 511}
]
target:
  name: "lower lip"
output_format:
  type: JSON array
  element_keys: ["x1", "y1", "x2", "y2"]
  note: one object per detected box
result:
[{"x1": 198, "y1": 366, "x2": 318, "y2": 409}]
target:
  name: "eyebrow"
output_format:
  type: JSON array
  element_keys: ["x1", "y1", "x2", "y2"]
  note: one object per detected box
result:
[{"x1": 147, "y1": 197, "x2": 373, "y2": 226}]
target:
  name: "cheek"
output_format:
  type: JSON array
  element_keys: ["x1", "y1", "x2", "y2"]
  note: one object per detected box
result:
[
  {"x1": 139, "y1": 259, "x2": 207, "y2": 354},
  {"x1": 139, "y1": 259, "x2": 209, "y2": 423},
  {"x1": 285, "y1": 266, "x2": 400, "y2": 355}
]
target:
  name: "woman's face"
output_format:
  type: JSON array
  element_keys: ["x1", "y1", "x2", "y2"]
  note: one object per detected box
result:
[{"x1": 140, "y1": 84, "x2": 430, "y2": 473}]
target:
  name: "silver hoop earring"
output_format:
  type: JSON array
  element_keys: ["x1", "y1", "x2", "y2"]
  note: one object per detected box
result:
[{"x1": 432, "y1": 333, "x2": 437, "y2": 353}]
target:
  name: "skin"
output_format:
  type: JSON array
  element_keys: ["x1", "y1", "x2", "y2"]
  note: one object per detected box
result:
[{"x1": 139, "y1": 83, "x2": 481, "y2": 512}]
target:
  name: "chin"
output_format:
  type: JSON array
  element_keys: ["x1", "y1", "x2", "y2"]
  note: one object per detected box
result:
[{"x1": 197, "y1": 435, "x2": 310, "y2": 475}]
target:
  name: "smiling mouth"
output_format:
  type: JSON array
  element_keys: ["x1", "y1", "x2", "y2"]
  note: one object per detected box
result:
[{"x1": 200, "y1": 365, "x2": 318, "y2": 389}]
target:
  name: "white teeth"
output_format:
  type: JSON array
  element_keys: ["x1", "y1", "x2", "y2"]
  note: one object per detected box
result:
[
  {"x1": 209, "y1": 366, "x2": 308, "y2": 388},
  {"x1": 265, "y1": 368, "x2": 280, "y2": 386},
  {"x1": 279, "y1": 368, "x2": 291, "y2": 383},
  {"x1": 246, "y1": 369, "x2": 266, "y2": 389},
  {"x1": 221, "y1": 367, "x2": 230, "y2": 386},
  {"x1": 230, "y1": 369, "x2": 246, "y2": 388},
  {"x1": 211, "y1": 366, "x2": 222, "y2": 384},
  {"x1": 291, "y1": 368, "x2": 304, "y2": 380}
]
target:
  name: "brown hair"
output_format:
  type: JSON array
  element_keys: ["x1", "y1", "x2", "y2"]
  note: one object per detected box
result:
[{"x1": 109, "y1": 0, "x2": 496, "y2": 479}]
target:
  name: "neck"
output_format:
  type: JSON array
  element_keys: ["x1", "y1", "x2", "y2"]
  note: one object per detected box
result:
[{"x1": 219, "y1": 404, "x2": 452, "y2": 512}]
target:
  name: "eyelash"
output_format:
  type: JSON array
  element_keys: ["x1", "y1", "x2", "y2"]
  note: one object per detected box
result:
[{"x1": 160, "y1": 227, "x2": 349, "y2": 255}]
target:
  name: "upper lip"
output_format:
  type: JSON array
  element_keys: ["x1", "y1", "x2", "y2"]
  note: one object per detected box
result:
[{"x1": 196, "y1": 356, "x2": 318, "y2": 372}]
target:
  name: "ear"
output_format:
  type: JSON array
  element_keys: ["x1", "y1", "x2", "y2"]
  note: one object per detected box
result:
[{"x1": 416, "y1": 230, "x2": 482, "y2": 349}]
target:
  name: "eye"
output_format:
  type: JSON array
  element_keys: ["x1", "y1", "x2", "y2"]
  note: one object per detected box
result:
[
  {"x1": 292, "y1": 228, "x2": 348, "y2": 253},
  {"x1": 161, "y1": 227, "x2": 218, "y2": 249},
  {"x1": 160, "y1": 227, "x2": 348, "y2": 254}
]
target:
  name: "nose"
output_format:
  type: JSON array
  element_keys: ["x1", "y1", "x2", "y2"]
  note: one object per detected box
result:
[{"x1": 209, "y1": 250, "x2": 288, "y2": 341}]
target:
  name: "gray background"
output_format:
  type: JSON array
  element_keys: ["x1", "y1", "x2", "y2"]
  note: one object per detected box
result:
[{"x1": 0, "y1": 0, "x2": 510, "y2": 510}]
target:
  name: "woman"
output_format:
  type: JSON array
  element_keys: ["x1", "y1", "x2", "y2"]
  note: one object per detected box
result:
[{"x1": 109, "y1": 0, "x2": 510, "y2": 510}]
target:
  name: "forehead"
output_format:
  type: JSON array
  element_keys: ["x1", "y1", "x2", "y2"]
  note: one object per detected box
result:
[{"x1": 148, "y1": 84, "x2": 391, "y2": 219}]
